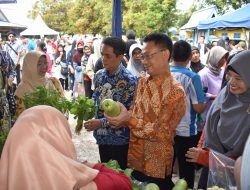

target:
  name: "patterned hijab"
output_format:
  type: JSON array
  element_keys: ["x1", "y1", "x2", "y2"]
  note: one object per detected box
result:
[
  {"x1": 205, "y1": 50, "x2": 250, "y2": 158},
  {"x1": 0, "y1": 105, "x2": 98, "y2": 190},
  {"x1": 206, "y1": 46, "x2": 228, "y2": 75},
  {"x1": 15, "y1": 51, "x2": 55, "y2": 98}
]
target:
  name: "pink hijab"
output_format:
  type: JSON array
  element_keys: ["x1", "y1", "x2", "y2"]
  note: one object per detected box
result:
[{"x1": 0, "y1": 105, "x2": 98, "y2": 190}]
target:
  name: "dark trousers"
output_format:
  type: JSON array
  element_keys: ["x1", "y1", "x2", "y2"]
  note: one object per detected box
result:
[
  {"x1": 15, "y1": 64, "x2": 21, "y2": 85},
  {"x1": 69, "y1": 73, "x2": 75, "y2": 92},
  {"x1": 198, "y1": 167, "x2": 209, "y2": 189},
  {"x1": 173, "y1": 135, "x2": 198, "y2": 189},
  {"x1": 98, "y1": 144, "x2": 129, "y2": 170},
  {"x1": 59, "y1": 78, "x2": 68, "y2": 90},
  {"x1": 132, "y1": 170, "x2": 174, "y2": 190},
  {"x1": 84, "y1": 80, "x2": 93, "y2": 98}
]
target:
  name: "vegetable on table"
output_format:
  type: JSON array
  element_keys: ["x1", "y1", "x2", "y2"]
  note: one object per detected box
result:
[{"x1": 103, "y1": 160, "x2": 159, "y2": 190}]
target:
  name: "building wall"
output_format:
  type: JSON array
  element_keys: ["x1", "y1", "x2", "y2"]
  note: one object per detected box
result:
[{"x1": 211, "y1": 28, "x2": 248, "y2": 40}]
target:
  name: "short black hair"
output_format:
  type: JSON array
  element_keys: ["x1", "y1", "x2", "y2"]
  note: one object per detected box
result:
[
  {"x1": 7, "y1": 31, "x2": 16, "y2": 37},
  {"x1": 172, "y1": 40, "x2": 192, "y2": 62},
  {"x1": 37, "y1": 41, "x2": 47, "y2": 52},
  {"x1": 102, "y1": 37, "x2": 126, "y2": 56},
  {"x1": 143, "y1": 33, "x2": 173, "y2": 60},
  {"x1": 126, "y1": 30, "x2": 136, "y2": 40}
]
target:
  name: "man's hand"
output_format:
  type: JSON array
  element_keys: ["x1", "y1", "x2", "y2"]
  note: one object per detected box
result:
[
  {"x1": 104, "y1": 102, "x2": 131, "y2": 128},
  {"x1": 84, "y1": 119, "x2": 101, "y2": 132}
]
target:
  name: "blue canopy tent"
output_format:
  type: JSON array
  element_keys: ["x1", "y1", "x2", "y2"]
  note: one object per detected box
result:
[
  {"x1": 198, "y1": 4, "x2": 250, "y2": 29},
  {"x1": 112, "y1": 0, "x2": 122, "y2": 38}
]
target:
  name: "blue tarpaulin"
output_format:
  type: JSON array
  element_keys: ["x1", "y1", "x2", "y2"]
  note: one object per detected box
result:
[
  {"x1": 112, "y1": 0, "x2": 122, "y2": 38},
  {"x1": 198, "y1": 4, "x2": 250, "y2": 29}
]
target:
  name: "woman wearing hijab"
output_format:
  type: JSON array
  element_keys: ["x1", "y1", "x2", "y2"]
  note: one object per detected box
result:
[
  {"x1": 127, "y1": 43, "x2": 145, "y2": 78},
  {"x1": 186, "y1": 50, "x2": 250, "y2": 189},
  {"x1": 15, "y1": 51, "x2": 64, "y2": 116},
  {"x1": 73, "y1": 40, "x2": 84, "y2": 97},
  {"x1": 197, "y1": 46, "x2": 228, "y2": 131},
  {"x1": 0, "y1": 105, "x2": 132, "y2": 190},
  {"x1": 36, "y1": 41, "x2": 52, "y2": 76},
  {"x1": 85, "y1": 39, "x2": 101, "y2": 95},
  {"x1": 190, "y1": 46, "x2": 204, "y2": 73}
]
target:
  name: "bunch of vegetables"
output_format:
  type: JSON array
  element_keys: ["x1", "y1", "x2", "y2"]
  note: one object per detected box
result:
[
  {"x1": 23, "y1": 86, "x2": 97, "y2": 133},
  {"x1": 23, "y1": 86, "x2": 71, "y2": 114},
  {"x1": 69, "y1": 96, "x2": 97, "y2": 134},
  {"x1": 103, "y1": 160, "x2": 160, "y2": 190}
]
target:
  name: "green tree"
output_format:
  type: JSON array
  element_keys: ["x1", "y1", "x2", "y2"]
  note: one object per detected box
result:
[
  {"x1": 123, "y1": 0, "x2": 177, "y2": 37},
  {"x1": 28, "y1": 0, "x2": 177, "y2": 36},
  {"x1": 67, "y1": 0, "x2": 112, "y2": 35}
]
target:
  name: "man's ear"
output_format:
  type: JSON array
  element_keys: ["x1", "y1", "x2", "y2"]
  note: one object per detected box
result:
[
  {"x1": 118, "y1": 54, "x2": 124, "y2": 61},
  {"x1": 163, "y1": 49, "x2": 170, "y2": 61}
]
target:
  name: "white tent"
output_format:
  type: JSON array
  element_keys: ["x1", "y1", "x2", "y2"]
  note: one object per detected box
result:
[{"x1": 20, "y1": 15, "x2": 58, "y2": 36}]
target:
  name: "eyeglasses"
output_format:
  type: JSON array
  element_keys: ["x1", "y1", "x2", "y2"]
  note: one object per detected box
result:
[{"x1": 141, "y1": 49, "x2": 166, "y2": 60}]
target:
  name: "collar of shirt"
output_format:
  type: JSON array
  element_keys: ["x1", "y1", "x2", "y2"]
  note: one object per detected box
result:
[{"x1": 105, "y1": 63, "x2": 123, "y2": 77}]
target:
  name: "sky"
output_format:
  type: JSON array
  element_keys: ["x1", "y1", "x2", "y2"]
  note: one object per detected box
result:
[{"x1": 176, "y1": 0, "x2": 193, "y2": 11}]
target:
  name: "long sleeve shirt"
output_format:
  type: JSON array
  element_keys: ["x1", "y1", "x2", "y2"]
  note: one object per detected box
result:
[
  {"x1": 127, "y1": 74, "x2": 186, "y2": 178},
  {"x1": 93, "y1": 64, "x2": 137, "y2": 145}
]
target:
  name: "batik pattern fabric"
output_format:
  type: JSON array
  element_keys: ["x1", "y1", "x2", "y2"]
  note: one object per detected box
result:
[
  {"x1": 0, "y1": 50, "x2": 16, "y2": 132},
  {"x1": 128, "y1": 74, "x2": 186, "y2": 178},
  {"x1": 93, "y1": 64, "x2": 137, "y2": 145}
]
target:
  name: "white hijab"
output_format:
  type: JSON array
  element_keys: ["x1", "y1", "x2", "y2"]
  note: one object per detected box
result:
[{"x1": 127, "y1": 43, "x2": 145, "y2": 77}]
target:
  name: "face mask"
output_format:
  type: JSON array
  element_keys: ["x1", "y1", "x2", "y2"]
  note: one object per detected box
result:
[{"x1": 77, "y1": 48, "x2": 83, "y2": 53}]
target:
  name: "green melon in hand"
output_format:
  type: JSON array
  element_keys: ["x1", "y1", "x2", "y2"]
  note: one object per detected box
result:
[{"x1": 101, "y1": 99, "x2": 120, "y2": 117}]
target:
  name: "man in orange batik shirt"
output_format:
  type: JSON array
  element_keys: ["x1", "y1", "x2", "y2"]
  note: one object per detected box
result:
[{"x1": 105, "y1": 33, "x2": 186, "y2": 190}]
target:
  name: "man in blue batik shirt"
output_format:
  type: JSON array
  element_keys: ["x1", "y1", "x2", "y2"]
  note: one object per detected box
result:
[{"x1": 84, "y1": 37, "x2": 137, "y2": 169}]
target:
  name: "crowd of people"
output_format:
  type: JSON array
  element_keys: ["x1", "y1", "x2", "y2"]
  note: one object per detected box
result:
[{"x1": 0, "y1": 29, "x2": 250, "y2": 190}]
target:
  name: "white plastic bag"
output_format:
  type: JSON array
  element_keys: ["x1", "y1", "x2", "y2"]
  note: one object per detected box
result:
[{"x1": 207, "y1": 150, "x2": 237, "y2": 190}]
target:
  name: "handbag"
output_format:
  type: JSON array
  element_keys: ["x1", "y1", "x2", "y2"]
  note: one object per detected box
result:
[{"x1": 60, "y1": 62, "x2": 68, "y2": 76}]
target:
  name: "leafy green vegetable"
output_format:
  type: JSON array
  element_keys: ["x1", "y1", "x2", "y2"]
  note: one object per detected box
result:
[
  {"x1": 23, "y1": 86, "x2": 97, "y2": 134},
  {"x1": 23, "y1": 86, "x2": 71, "y2": 113},
  {"x1": 103, "y1": 160, "x2": 146, "y2": 190},
  {"x1": 69, "y1": 96, "x2": 97, "y2": 134}
]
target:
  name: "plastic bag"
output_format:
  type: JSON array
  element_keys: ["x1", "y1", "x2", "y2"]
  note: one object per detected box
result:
[{"x1": 207, "y1": 150, "x2": 237, "y2": 190}]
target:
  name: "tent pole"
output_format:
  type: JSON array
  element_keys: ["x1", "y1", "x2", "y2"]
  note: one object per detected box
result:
[
  {"x1": 248, "y1": 29, "x2": 250, "y2": 50},
  {"x1": 206, "y1": 29, "x2": 210, "y2": 44}
]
